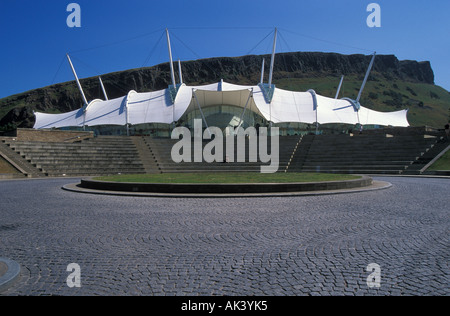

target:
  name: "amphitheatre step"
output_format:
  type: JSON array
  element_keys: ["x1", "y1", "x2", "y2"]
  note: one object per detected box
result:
[
  {"x1": 44, "y1": 170, "x2": 146, "y2": 177},
  {"x1": 7, "y1": 144, "x2": 136, "y2": 149},
  {"x1": 301, "y1": 162, "x2": 411, "y2": 167},
  {"x1": 37, "y1": 165, "x2": 145, "y2": 172},
  {"x1": 158, "y1": 165, "x2": 263, "y2": 171},
  {"x1": 0, "y1": 141, "x2": 45, "y2": 178},
  {"x1": 131, "y1": 136, "x2": 162, "y2": 174},
  {"x1": 298, "y1": 169, "x2": 403, "y2": 175},
  {"x1": 26, "y1": 157, "x2": 142, "y2": 162},
  {"x1": 301, "y1": 165, "x2": 408, "y2": 171},
  {"x1": 4, "y1": 135, "x2": 147, "y2": 178},
  {"x1": 40, "y1": 164, "x2": 145, "y2": 170},
  {"x1": 10, "y1": 146, "x2": 139, "y2": 152},
  {"x1": 1, "y1": 129, "x2": 441, "y2": 178}
]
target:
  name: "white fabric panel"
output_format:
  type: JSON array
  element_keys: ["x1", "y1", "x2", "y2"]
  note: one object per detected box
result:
[
  {"x1": 127, "y1": 89, "x2": 172, "y2": 124},
  {"x1": 315, "y1": 95, "x2": 409, "y2": 126},
  {"x1": 191, "y1": 81, "x2": 253, "y2": 92},
  {"x1": 84, "y1": 97, "x2": 127, "y2": 126},
  {"x1": 33, "y1": 108, "x2": 85, "y2": 129},
  {"x1": 224, "y1": 90, "x2": 249, "y2": 107},
  {"x1": 193, "y1": 89, "x2": 252, "y2": 108},
  {"x1": 173, "y1": 84, "x2": 194, "y2": 121},
  {"x1": 197, "y1": 90, "x2": 223, "y2": 107},
  {"x1": 359, "y1": 107, "x2": 409, "y2": 127},
  {"x1": 33, "y1": 81, "x2": 410, "y2": 129},
  {"x1": 254, "y1": 87, "x2": 317, "y2": 124},
  {"x1": 251, "y1": 85, "x2": 272, "y2": 121},
  {"x1": 316, "y1": 95, "x2": 359, "y2": 125},
  {"x1": 127, "y1": 85, "x2": 193, "y2": 124},
  {"x1": 126, "y1": 85, "x2": 194, "y2": 124},
  {"x1": 190, "y1": 82, "x2": 220, "y2": 91},
  {"x1": 221, "y1": 82, "x2": 254, "y2": 91}
]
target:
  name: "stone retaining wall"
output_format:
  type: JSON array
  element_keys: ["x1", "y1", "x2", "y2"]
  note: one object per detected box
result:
[
  {"x1": 79, "y1": 176, "x2": 373, "y2": 194},
  {"x1": 16, "y1": 128, "x2": 94, "y2": 143}
]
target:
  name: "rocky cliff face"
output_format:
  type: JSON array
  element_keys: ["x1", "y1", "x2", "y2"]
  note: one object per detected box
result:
[{"x1": 0, "y1": 52, "x2": 435, "y2": 130}]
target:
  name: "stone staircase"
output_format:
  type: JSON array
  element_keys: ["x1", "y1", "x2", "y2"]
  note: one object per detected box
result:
[
  {"x1": 284, "y1": 135, "x2": 314, "y2": 173},
  {"x1": 403, "y1": 136, "x2": 449, "y2": 174},
  {"x1": 0, "y1": 140, "x2": 46, "y2": 178},
  {"x1": 287, "y1": 133, "x2": 440, "y2": 174},
  {"x1": 3, "y1": 136, "x2": 146, "y2": 177},
  {"x1": 131, "y1": 137, "x2": 161, "y2": 174},
  {"x1": 145, "y1": 136, "x2": 299, "y2": 174},
  {"x1": 0, "y1": 130, "x2": 446, "y2": 178}
]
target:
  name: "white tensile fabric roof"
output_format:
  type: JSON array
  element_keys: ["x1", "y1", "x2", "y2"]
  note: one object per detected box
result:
[{"x1": 33, "y1": 81, "x2": 409, "y2": 129}]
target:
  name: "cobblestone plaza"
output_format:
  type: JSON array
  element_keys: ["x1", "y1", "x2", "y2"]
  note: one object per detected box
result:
[{"x1": 0, "y1": 176, "x2": 448, "y2": 296}]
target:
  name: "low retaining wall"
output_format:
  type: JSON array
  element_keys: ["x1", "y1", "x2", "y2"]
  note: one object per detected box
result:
[
  {"x1": 423, "y1": 170, "x2": 450, "y2": 176},
  {"x1": 363, "y1": 126, "x2": 440, "y2": 136},
  {"x1": 16, "y1": 128, "x2": 94, "y2": 143},
  {"x1": 79, "y1": 176, "x2": 373, "y2": 194}
]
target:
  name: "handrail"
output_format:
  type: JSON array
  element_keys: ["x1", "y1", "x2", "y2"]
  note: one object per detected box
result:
[
  {"x1": 420, "y1": 144, "x2": 450, "y2": 174},
  {"x1": 285, "y1": 135, "x2": 303, "y2": 173}
]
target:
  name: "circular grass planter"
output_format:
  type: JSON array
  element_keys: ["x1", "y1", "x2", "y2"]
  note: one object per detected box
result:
[{"x1": 79, "y1": 175, "x2": 373, "y2": 195}]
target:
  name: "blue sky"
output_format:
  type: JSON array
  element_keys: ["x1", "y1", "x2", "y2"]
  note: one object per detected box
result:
[{"x1": 1, "y1": 0, "x2": 449, "y2": 99}]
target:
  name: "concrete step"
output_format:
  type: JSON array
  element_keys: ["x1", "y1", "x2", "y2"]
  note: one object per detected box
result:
[
  {"x1": 46, "y1": 171, "x2": 147, "y2": 177},
  {"x1": 301, "y1": 161, "x2": 412, "y2": 167},
  {"x1": 298, "y1": 168, "x2": 403, "y2": 174},
  {"x1": 301, "y1": 165, "x2": 408, "y2": 171},
  {"x1": 36, "y1": 165, "x2": 145, "y2": 172},
  {"x1": 44, "y1": 168, "x2": 146, "y2": 175},
  {"x1": 0, "y1": 142, "x2": 45, "y2": 178},
  {"x1": 131, "y1": 136, "x2": 162, "y2": 174},
  {"x1": 11, "y1": 147, "x2": 139, "y2": 153},
  {"x1": 28, "y1": 157, "x2": 143, "y2": 163}
]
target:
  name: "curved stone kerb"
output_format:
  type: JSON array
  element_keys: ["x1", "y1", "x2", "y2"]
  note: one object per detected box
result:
[{"x1": 78, "y1": 175, "x2": 373, "y2": 194}]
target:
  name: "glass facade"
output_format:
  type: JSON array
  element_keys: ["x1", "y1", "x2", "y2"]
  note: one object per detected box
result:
[
  {"x1": 60, "y1": 105, "x2": 382, "y2": 138},
  {"x1": 180, "y1": 104, "x2": 265, "y2": 131}
]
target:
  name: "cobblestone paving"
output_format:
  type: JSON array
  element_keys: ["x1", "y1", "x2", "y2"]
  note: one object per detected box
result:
[{"x1": 0, "y1": 177, "x2": 448, "y2": 296}]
